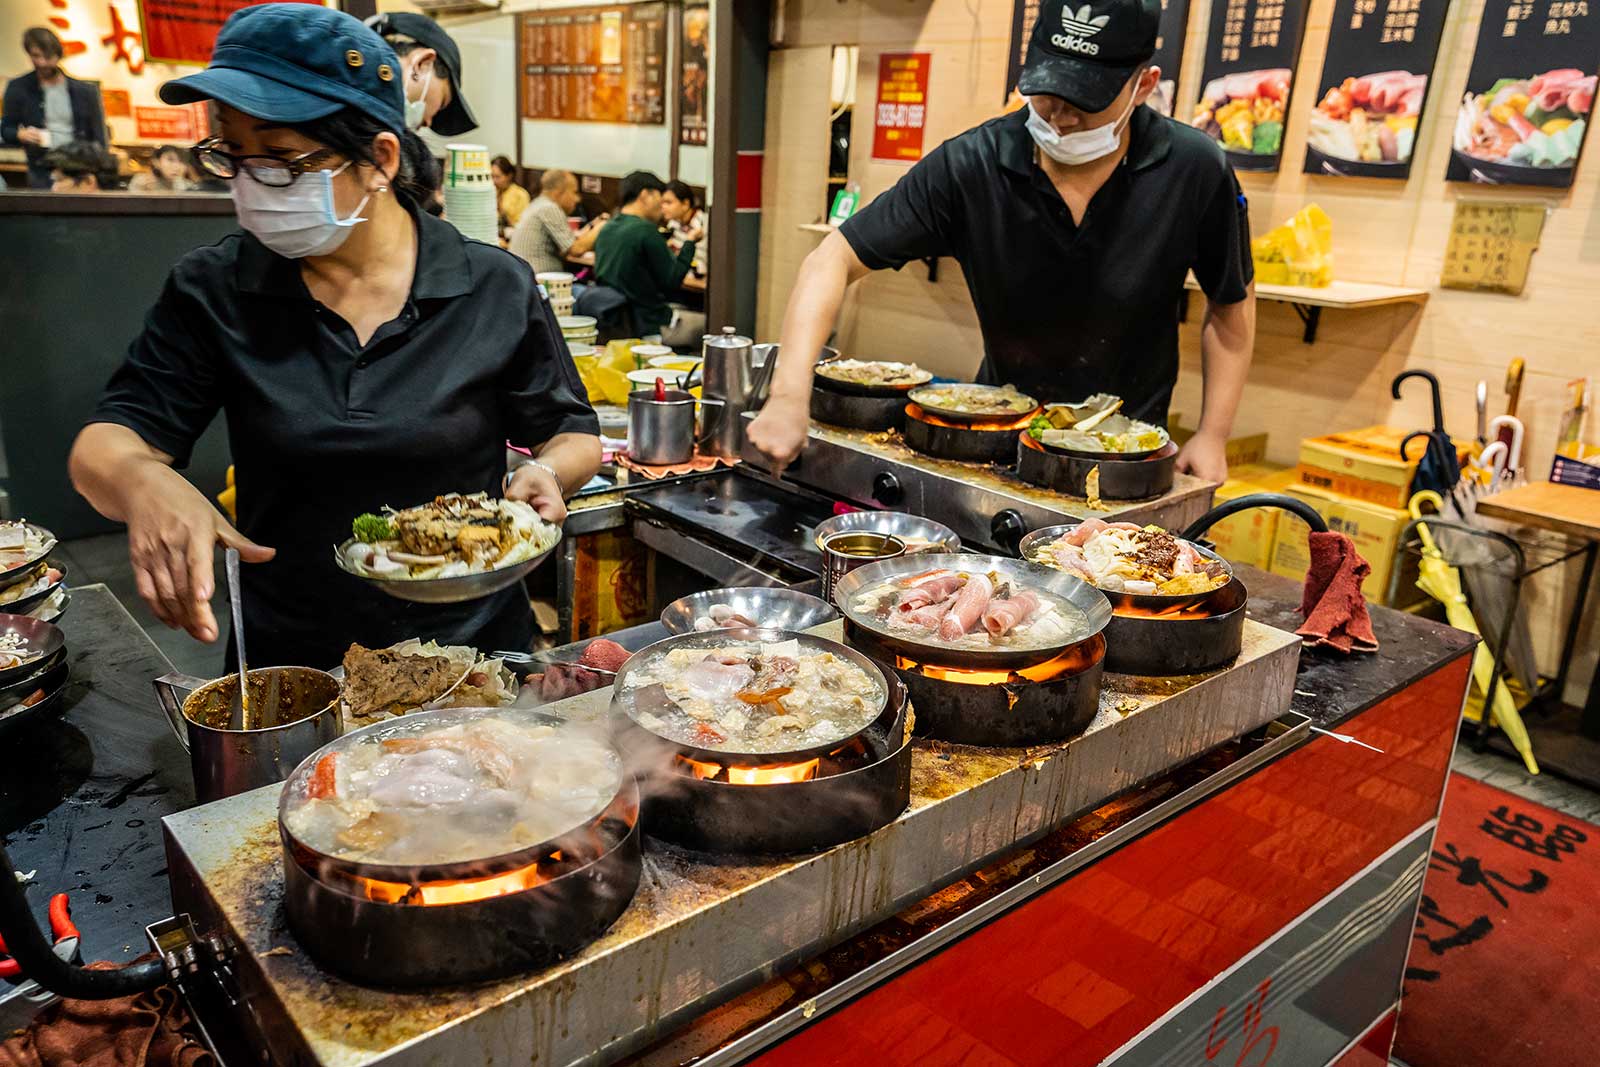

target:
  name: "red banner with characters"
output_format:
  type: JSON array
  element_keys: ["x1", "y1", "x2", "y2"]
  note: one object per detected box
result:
[
  {"x1": 871, "y1": 52, "x2": 931, "y2": 163},
  {"x1": 138, "y1": 0, "x2": 325, "y2": 66},
  {"x1": 134, "y1": 103, "x2": 209, "y2": 141}
]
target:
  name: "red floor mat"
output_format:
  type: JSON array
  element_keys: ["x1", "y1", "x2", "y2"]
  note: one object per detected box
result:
[{"x1": 1393, "y1": 772, "x2": 1598, "y2": 1066}]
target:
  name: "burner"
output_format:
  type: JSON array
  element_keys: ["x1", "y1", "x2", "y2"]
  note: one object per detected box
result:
[
  {"x1": 903, "y1": 404, "x2": 1033, "y2": 464},
  {"x1": 1103, "y1": 578, "x2": 1248, "y2": 675},
  {"x1": 811, "y1": 382, "x2": 907, "y2": 432},
  {"x1": 845, "y1": 623, "x2": 1105, "y2": 746},
  {"x1": 616, "y1": 663, "x2": 913, "y2": 855},
  {"x1": 1015, "y1": 434, "x2": 1178, "y2": 501}
]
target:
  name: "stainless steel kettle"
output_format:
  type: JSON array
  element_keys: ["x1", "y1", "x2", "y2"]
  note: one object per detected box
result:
[{"x1": 699, "y1": 326, "x2": 776, "y2": 459}]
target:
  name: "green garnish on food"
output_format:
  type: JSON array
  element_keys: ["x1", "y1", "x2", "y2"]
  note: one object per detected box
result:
[
  {"x1": 352, "y1": 513, "x2": 394, "y2": 542},
  {"x1": 1028, "y1": 414, "x2": 1051, "y2": 440}
]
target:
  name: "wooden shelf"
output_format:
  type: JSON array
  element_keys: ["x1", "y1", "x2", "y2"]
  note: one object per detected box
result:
[{"x1": 1182, "y1": 275, "x2": 1430, "y2": 342}]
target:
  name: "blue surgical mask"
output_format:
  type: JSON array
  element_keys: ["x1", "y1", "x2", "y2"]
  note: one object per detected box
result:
[
  {"x1": 1026, "y1": 92, "x2": 1138, "y2": 166},
  {"x1": 231, "y1": 161, "x2": 371, "y2": 259}
]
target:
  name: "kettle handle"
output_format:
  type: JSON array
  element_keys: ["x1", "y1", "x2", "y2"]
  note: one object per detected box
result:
[
  {"x1": 153, "y1": 672, "x2": 207, "y2": 751},
  {"x1": 749, "y1": 345, "x2": 779, "y2": 406}
]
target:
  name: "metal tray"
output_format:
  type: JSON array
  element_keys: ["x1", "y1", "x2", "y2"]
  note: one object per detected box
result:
[
  {"x1": 906, "y1": 384, "x2": 1039, "y2": 424},
  {"x1": 333, "y1": 532, "x2": 562, "y2": 605},
  {"x1": 831, "y1": 554, "x2": 1111, "y2": 670}
]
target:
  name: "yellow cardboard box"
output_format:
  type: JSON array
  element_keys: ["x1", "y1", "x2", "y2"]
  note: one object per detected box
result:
[
  {"x1": 1170, "y1": 427, "x2": 1270, "y2": 469},
  {"x1": 1296, "y1": 425, "x2": 1469, "y2": 510},
  {"x1": 1268, "y1": 482, "x2": 1418, "y2": 604},
  {"x1": 1206, "y1": 464, "x2": 1297, "y2": 569}
]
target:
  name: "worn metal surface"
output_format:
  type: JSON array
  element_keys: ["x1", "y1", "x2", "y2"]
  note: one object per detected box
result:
[
  {"x1": 161, "y1": 619, "x2": 1299, "y2": 1067},
  {"x1": 763, "y1": 423, "x2": 1216, "y2": 551}
]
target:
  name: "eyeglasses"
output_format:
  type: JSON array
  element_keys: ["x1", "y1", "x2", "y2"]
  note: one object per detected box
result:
[{"x1": 191, "y1": 138, "x2": 338, "y2": 187}]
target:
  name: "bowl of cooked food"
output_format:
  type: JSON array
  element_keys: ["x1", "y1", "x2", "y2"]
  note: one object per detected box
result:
[
  {"x1": 832, "y1": 555, "x2": 1111, "y2": 671},
  {"x1": 1020, "y1": 519, "x2": 1235, "y2": 611},
  {"x1": 0, "y1": 615, "x2": 65, "y2": 689},
  {"x1": 0, "y1": 522, "x2": 57, "y2": 593},
  {"x1": 335, "y1": 493, "x2": 563, "y2": 605},
  {"x1": 812, "y1": 512, "x2": 960, "y2": 556},
  {"x1": 1027, "y1": 393, "x2": 1170, "y2": 460},
  {"x1": 814, "y1": 358, "x2": 935, "y2": 396},
  {"x1": 906, "y1": 383, "x2": 1039, "y2": 423},
  {"x1": 0, "y1": 560, "x2": 66, "y2": 618},
  {"x1": 336, "y1": 639, "x2": 520, "y2": 730},
  {"x1": 612, "y1": 628, "x2": 890, "y2": 762},
  {"x1": 660, "y1": 587, "x2": 840, "y2": 635}
]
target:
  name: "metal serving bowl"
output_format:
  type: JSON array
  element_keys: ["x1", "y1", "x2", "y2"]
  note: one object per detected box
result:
[
  {"x1": 812, "y1": 512, "x2": 961, "y2": 555},
  {"x1": 333, "y1": 532, "x2": 563, "y2": 605},
  {"x1": 0, "y1": 615, "x2": 65, "y2": 689},
  {"x1": 0, "y1": 525, "x2": 58, "y2": 593},
  {"x1": 660, "y1": 587, "x2": 839, "y2": 635},
  {"x1": 905, "y1": 384, "x2": 1039, "y2": 424},
  {"x1": 0, "y1": 560, "x2": 67, "y2": 618},
  {"x1": 1018, "y1": 524, "x2": 1236, "y2": 613}
]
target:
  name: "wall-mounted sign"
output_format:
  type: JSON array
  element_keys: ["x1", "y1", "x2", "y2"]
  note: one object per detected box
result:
[
  {"x1": 871, "y1": 53, "x2": 931, "y2": 163},
  {"x1": 1005, "y1": 0, "x2": 1192, "y2": 112},
  {"x1": 1441, "y1": 200, "x2": 1547, "y2": 292},
  {"x1": 1189, "y1": 0, "x2": 1313, "y2": 171},
  {"x1": 101, "y1": 88, "x2": 132, "y2": 119},
  {"x1": 134, "y1": 103, "x2": 207, "y2": 141},
  {"x1": 1304, "y1": 0, "x2": 1450, "y2": 178},
  {"x1": 137, "y1": 0, "x2": 324, "y2": 67},
  {"x1": 1445, "y1": 0, "x2": 1599, "y2": 187},
  {"x1": 519, "y1": 3, "x2": 667, "y2": 125},
  {"x1": 679, "y1": 4, "x2": 709, "y2": 146}
]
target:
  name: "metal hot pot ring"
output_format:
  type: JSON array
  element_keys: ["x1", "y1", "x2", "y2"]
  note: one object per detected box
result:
[
  {"x1": 277, "y1": 709, "x2": 643, "y2": 989},
  {"x1": 903, "y1": 405, "x2": 1032, "y2": 465},
  {"x1": 1015, "y1": 434, "x2": 1177, "y2": 501},
  {"x1": 614, "y1": 660, "x2": 913, "y2": 855},
  {"x1": 810, "y1": 379, "x2": 909, "y2": 432}
]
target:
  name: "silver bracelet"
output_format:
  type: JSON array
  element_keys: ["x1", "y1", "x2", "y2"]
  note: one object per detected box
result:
[{"x1": 504, "y1": 458, "x2": 563, "y2": 495}]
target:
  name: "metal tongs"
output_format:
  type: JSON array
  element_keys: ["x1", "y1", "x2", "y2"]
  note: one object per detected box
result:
[{"x1": 490, "y1": 650, "x2": 617, "y2": 678}]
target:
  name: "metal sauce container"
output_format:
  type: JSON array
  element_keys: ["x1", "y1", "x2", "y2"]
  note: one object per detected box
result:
[
  {"x1": 820, "y1": 532, "x2": 907, "y2": 604},
  {"x1": 700, "y1": 327, "x2": 775, "y2": 459}
]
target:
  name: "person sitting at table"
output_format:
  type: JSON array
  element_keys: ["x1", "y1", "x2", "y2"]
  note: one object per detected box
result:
[
  {"x1": 43, "y1": 140, "x2": 116, "y2": 192},
  {"x1": 128, "y1": 144, "x2": 197, "y2": 193},
  {"x1": 593, "y1": 170, "x2": 696, "y2": 336},
  {"x1": 68, "y1": 4, "x2": 599, "y2": 669},
  {"x1": 509, "y1": 168, "x2": 605, "y2": 275},
  {"x1": 492, "y1": 155, "x2": 531, "y2": 241},
  {"x1": 662, "y1": 179, "x2": 707, "y2": 277}
]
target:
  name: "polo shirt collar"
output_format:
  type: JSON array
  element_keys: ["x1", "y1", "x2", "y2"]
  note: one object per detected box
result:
[
  {"x1": 236, "y1": 194, "x2": 472, "y2": 300},
  {"x1": 997, "y1": 101, "x2": 1173, "y2": 177}
]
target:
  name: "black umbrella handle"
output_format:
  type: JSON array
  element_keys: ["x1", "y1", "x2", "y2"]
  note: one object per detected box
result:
[
  {"x1": 0, "y1": 840, "x2": 167, "y2": 999},
  {"x1": 1392, "y1": 370, "x2": 1446, "y2": 434},
  {"x1": 1182, "y1": 492, "x2": 1329, "y2": 543},
  {"x1": 1401, "y1": 430, "x2": 1431, "y2": 462}
]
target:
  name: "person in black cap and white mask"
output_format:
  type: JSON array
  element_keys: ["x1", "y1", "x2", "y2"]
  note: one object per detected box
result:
[
  {"x1": 747, "y1": 0, "x2": 1255, "y2": 482},
  {"x1": 68, "y1": 4, "x2": 596, "y2": 668},
  {"x1": 365, "y1": 11, "x2": 477, "y2": 136}
]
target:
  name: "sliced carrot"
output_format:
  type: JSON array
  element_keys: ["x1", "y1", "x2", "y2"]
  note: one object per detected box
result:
[
  {"x1": 736, "y1": 686, "x2": 792, "y2": 705},
  {"x1": 692, "y1": 723, "x2": 726, "y2": 743},
  {"x1": 307, "y1": 753, "x2": 339, "y2": 799}
]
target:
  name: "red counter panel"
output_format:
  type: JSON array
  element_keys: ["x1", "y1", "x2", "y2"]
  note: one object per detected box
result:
[{"x1": 751, "y1": 656, "x2": 1470, "y2": 1067}]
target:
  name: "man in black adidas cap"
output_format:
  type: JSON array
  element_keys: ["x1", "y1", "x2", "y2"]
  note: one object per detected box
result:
[
  {"x1": 748, "y1": 0, "x2": 1256, "y2": 483},
  {"x1": 365, "y1": 11, "x2": 477, "y2": 136}
]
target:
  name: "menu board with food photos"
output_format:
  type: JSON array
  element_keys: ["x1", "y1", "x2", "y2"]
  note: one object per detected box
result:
[
  {"x1": 1006, "y1": 0, "x2": 1192, "y2": 113},
  {"x1": 520, "y1": 3, "x2": 667, "y2": 125},
  {"x1": 1305, "y1": 0, "x2": 1450, "y2": 177},
  {"x1": 1445, "y1": 0, "x2": 1599, "y2": 187},
  {"x1": 1189, "y1": 0, "x2": 1313, "y2": 171}
]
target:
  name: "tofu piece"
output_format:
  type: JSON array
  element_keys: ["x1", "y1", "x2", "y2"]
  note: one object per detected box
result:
[{"x1": 456, "y1": 524, "x2": 502, "y2": 562}]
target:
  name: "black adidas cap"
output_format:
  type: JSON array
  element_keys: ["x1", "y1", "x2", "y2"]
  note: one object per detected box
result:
[{"x1": 1017, "y1": 0, "x2": 1160, "y2": 113}]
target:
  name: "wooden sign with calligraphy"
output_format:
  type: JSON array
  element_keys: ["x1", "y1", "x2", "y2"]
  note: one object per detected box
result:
[{"x1": 1441, "y1": 200, "x2": 1547, "y2": 293}]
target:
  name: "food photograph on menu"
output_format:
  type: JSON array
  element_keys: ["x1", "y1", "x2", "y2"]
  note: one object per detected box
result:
[
  {"x1": 1147, "y1": 0, "x2": 1194, "y2": 115},
  {"x1": 1305, "y1": 0, "x2": 1450, "y2": 177},
  {"x1": 1447, "y1": 0, "x2": 1599, "y2": 185},
  {"x1": 1190, "y1": 0, "x2": 1313, "y2": 170}
]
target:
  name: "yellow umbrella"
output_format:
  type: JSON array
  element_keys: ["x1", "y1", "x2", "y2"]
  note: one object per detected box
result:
[{"x1": 1409, "y1": 491, "x2": 1539, "y2": 774}]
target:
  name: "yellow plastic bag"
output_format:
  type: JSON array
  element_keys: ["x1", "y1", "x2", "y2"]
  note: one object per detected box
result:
[
  {"x1": 572, "y1": 339, "x2": 645, "y2": 405},
  {"x1": 1251, "y1": 203, "x2": 1333, "y2": 287}
]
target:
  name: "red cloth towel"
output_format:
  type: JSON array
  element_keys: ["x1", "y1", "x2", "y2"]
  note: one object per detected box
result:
[
  {"x1": 1296, "y1": 531, "x2": 1379, "y2": 654},
  {"x1": 615, "y1": 451, "x2": 732, "y2": 480},
  {"x1": 0, "y1": 960, "x2": 211, "y2": 1067}
]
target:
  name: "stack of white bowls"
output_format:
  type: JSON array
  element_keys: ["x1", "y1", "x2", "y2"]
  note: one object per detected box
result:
[
  {"x1": 537, "y1": 271, "x2": 575, "y2": 317},
  {"x1": 442, "y1": 143, "x2": 496, "y2": 245},
  {"x1": 559, "y1": 314, "x2": 599, "y2": 348}
]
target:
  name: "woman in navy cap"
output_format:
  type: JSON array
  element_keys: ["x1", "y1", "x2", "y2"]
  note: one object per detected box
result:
[{"x1": 68, "y1": 4, "x2": 600, "y2": 669}]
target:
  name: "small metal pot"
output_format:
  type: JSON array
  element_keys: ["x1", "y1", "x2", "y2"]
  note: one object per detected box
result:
[
  {"x1": 626, "y1": 388, "x2": 722, "y2": 466},
  {"x1": 154, "y1": 667, "x2": 342, "y2": 804},
  {"x1": 820, "y1": 531, "x2": 906, "y2": 603}
]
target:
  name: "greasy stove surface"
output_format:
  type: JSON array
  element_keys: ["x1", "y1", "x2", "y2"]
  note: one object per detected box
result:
[
  {"x1": 162, "y1": 621, "x2": 1302, "y2": 1067},
  {"x1": 626, "y1": 470, "x2": 835, "y2": 577}
]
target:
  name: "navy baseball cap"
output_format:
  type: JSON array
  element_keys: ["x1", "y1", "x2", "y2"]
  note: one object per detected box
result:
[
  {"x1": 160, "y1": 4, "x2": 405, "y2": 134},
  {"x1": 1017, "y1": 0, "x2": 1159, "y2": 113},
  {"x1": 365, "y1": 12, "x2": 478, "y2": 136}
]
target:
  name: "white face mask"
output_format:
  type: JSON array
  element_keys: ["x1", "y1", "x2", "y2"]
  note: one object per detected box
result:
[
  {"x1": 232, "y1": 161, "x2": 372, "y2": 259},
  {"x1": 1026, "y1": 90, "x2": 1140, "y2": 166},
  {"x1": 405, "y1": 65, "x2": 433, "y2": 130}
]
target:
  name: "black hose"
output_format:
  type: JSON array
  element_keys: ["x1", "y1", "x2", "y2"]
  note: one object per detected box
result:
[
  {"x1": 0, "y1": 840, "x2": 167, "y2": 999},
  {"x1": 1182, "y1": 492, "x2": 1329, "y2": 542}
]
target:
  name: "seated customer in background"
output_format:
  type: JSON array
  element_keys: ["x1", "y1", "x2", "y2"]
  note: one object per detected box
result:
[
  {"x1": 128, "y1": 144, "x2": 196, "y2": 192},
  {"x1": 43, "y1": 141, "x2": 116, "y2": 192},
  {"x1": 510, "y1": 168, "x2": 605, "y2": 275},
  {"x1": 594, "y1": 170, "x2": 696, "y2": 336},
  {"x1": 492, "y1": 154, "x2": 530, "y2": 241},
  {"x1": 662, "y1": 179, "x2": 707, "y2": 277}
]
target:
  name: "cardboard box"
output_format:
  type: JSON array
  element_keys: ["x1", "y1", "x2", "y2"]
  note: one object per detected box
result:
[
  {"x1": 1268, "y1": 482, "x2": 1419, "y2": 605},
  {"x1": 1296, "y1": 425, "x2": 1469, "y2": 510},
  {"x1": 1206, "y1": 464, "x2": 1297, "y2": 569},
  {"x1": 1170, "y1": 427, "x2": 1270, "y2": 469}
]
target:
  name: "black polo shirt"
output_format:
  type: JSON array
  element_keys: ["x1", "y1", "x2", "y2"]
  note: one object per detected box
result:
[
  {"x1": 840, "y1": 105, "x2": 1253, "y2": 424},
  {"x1": 91, "y1": 200, "x2": 598, "y2": 670}
]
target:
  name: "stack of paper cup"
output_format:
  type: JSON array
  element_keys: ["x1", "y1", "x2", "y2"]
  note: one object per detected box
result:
[
  {"x1": 442, "y1": 143, "x2": 496, "y2": 245},
  {"x1": 537, "y1": 271, "x2": 575, "y2": 316}
]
